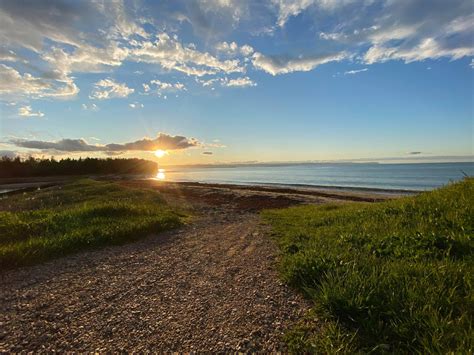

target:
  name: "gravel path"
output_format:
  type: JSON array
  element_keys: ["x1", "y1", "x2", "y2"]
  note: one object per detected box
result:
[{"x1": 0, "y1": 189, "x2": 312, "y2": 352}]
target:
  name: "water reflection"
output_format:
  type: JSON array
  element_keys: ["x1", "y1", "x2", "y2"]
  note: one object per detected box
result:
[{"x1": 156, "y1": 168, "x2": 166, "y2": 180}]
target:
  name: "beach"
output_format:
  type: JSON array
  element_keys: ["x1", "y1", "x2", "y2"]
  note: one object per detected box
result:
[
  {"x1": 1, "y1": 176, "x2": 472, "y2": 352},
  {"x1": 0, "y1": 177, "x2": 402, "y2": 352}
]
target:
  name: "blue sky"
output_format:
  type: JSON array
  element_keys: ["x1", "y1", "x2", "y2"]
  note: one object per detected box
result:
[{"x1": 0, "y1": 0, "x2": 473, "y2": 165}]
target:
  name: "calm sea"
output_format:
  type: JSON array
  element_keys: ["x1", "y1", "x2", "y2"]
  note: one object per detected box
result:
[{"x1": 160, "y1": 162, "x2": 474, "y2": 191}]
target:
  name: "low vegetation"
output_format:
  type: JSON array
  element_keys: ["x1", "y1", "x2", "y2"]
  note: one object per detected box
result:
[
  {"x1": 0, "y1": 157, "x2": 158, "y2": 178},
  {"x1": 263, "y1": 179, "x2": 473, "y2": 353},
  {"x1": 0, "y1": 179, "x2": 185, "y2": 268}
]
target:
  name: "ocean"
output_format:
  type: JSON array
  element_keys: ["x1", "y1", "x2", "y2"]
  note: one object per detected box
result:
[{"x1": 160, "y1": 162, "x2": 474, "y2": 191}]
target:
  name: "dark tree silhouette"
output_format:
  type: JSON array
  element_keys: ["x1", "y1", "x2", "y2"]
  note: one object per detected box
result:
[{"x1": 0, "y1": 157, "x2": 158, "y2": 178}]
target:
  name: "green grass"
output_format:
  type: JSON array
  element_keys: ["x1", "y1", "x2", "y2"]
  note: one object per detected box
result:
[
  {"x1": 263, "y1": 179, "x2": 473, "y2": 354},
  {"x1": 0, "y1": 179, "x2": 186, "y2": 268}
]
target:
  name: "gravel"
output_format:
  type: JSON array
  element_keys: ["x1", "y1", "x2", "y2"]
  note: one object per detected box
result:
[{"x1": 0, "y1": 185, "x2": 312, "y2": 352}]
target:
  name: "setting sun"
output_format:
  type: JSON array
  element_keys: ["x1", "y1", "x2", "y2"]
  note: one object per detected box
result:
[{"x1": 154, "y1": 149, "x2": 167, "y2": 158}]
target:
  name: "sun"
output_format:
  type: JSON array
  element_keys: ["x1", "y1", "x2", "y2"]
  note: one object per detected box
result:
[{"x1": 154, "y1": 149, "x2": 167, "y2": 158}]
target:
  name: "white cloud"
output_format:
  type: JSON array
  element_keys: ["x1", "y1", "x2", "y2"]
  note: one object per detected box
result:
[
  {"x1": 144, "y1": 79, "x2": 186, "y2": 97},
  {"x1": 216, "y1": 41, "x2": 238, "y2": 54},
  {"x1": 315, "y1": 1, "x2": 474, "y2": 66},
  {"x1": 197, "y1": 76, "x2": 256, "y2": 88},
  {"x1": 0, "y1": 0, "x2": 132, "y2": 101},
  {"x1": 129, "y1": 33, "x2": 245, "y2": 77},
  {"x1": 18, "y1": 105, "x2": 44, "y2": 117},
  {"x1": 0, "y1": 64, "x2": 79, "y2": 99},
  {"x1": 272, "y1": 0, "x2": 367, "y2": 27},
  {"x1": 344, "y1": 68, "x2": 368, "y2": 75},
  {"x1": 0, "y1": 64, "x2": 48, "y2": 95},
  {"x1": 82, "y1": 103, "x2": 99, "y2": 111},
  {"x1": 364, "y1": 38, "x2": 474, "y2": 64},
  {"x1": 216, "y1": 41, "x2": 254, "y2": 56},
  {"x1": 319, "y1": 31, "x2": 345, "y2": 41},
  {"x1": 196, "y1": 77, "x2": 221, "y2": 87},
  {"x1": 99, "y1": 0, "x2": 148, "y2": 39},
  {"x1": 90, "y1": 78, "x2": 134, "y2": 100},
  {"x1": 129, "y1": 102, "x2": 144, "y2": 108},
  {"x1": 272, "y1": 0, "x2": 315, "y2": 27},
  {"x1": 252, "y1": 51, "x2": 347, "y2": 75},
  {"x1": 224, "y1": 76, "x2": 257, "y2": 87},
  {"x1": 0, "y1": 48, "x2": 19, "y2": 62},
  {"x1": 41, "y1": 43, "x2": 129, "y2": 76},
  {"x1": 0, "y1": 0, "x2": 472, "y2": 102}
]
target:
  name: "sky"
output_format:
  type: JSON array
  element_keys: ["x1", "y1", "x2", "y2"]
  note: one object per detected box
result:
[{"x1": 0, "y1": 0, "x2": 473, "y2": 166}]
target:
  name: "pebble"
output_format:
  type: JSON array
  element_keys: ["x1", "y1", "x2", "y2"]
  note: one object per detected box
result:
[{"x1": 0, "y1": 187, "x2": 313, "y2": 352}]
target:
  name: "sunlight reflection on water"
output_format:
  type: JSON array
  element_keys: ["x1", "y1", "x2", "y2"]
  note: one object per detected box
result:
[
  {"x1": 156, "y1": 168, "x2": 166, "y2": 180},
  {"x1": 158, "y1": 163, "x2": 474, "y2": 190}
]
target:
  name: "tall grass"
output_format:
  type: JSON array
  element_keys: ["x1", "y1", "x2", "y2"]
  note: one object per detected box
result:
[
  {"x1": 263, "y1": 179, "x2": 473, "y2": 353},
  {"x1": 0, "y1": 179, "x2": 185, "y2": 268}
]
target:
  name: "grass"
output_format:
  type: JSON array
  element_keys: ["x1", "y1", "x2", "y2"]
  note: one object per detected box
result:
[
  {"x1": 0, "y1": 179, "x2": 186, "y2": 268},
  {"x1": 262, "y1": 178, "x2": 473, "y2": 353}
]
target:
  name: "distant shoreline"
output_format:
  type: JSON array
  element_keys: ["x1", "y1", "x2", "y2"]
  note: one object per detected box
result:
[{"x1": 162, "y1": 160, "x2": 474, "y2": 169}]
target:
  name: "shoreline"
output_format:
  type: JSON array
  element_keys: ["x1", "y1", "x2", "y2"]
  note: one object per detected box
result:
[
  {"x1": 126, "y1": 179, "x2": 406, "y2": 204},
  {"x1": 1, "y1": 175, "x2": 422, "y2": 197},
  {"x1": 160, "y1": 179, "x2": 421, "y2": 195}
]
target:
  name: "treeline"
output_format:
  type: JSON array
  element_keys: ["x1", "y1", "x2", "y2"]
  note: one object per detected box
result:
[{"x1": 0, "y1": 157, "x2": 158, "y2": 178}]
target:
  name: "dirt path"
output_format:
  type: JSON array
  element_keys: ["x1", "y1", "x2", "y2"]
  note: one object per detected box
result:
[
  {"x1": 0, "y1": 182, "x2": 396, "y2": 352},
  {"x1": 0, "y1": 188, "x2": 318, "y2": 352}
]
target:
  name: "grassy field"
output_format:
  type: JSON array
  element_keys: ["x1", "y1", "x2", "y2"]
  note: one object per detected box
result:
[
  {"x1": 0, "y1": 179, "x2": 185, "y2": 268},
  {"x1": 263, "y1": 179, "x2": 473, "y2": 353}
]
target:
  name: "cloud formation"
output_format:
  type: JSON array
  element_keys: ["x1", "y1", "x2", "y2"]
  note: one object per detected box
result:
[
  {"x1": 143, "y1": 79, "x2": 186, "y2": 97},
  {"x1": 11, "y1": 133, "x2": 200, "y2": 153},
  {"x1": 224, "y1": 76, "x2": 257, "y2": 87},
  {"x1": 197, "y1": 76, "x2": 257, "y2": 88},
  {"x1": 18, "y1": 105, "x2": 44, "y2": 117},
  {"x1": 82, "y1": 103, "x2": 98, "y2": 111},
  {"x1": 129, "y1": 102, "x2": 144, "y2": 109},
  {"x1": 272, "y1": 0, "x2": 316, "y2": 27},
  {"x1": 252, "y1": 51, "x2": 347, "y2": 75},
  {"x1": 0, "y1": 64, "x2": 79, "y2": 99},
  {"x1": 129, "y1": 33, "x2": 245, "y2": 77},
  {"x1": 0, "y1": 0, "x2": 472, "y2": 103},
  {"x1": 344, "y1": 68, "x2": 368, "y2": 75},
  {"x1": 90, "y1": 79, "x2": 134, "y2": 100},
  {"x1": 314, "y1": 0, "x2": 474, "y2": 65},
  {"x1": 216, "y1": 41, "x2": 254, "y2": 57}
]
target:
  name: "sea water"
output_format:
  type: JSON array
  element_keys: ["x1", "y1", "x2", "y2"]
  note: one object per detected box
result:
[{"x1": 161, "y1": 162, "x2": 474, "y2": 191}]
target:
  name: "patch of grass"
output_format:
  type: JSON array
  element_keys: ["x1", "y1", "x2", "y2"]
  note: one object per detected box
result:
[
  {"x1": 263, "y1": 178, "x2": 473, "y2": 353},
  {"x1": 0, "y1": 179, "x2": 186, "y2": 268}
]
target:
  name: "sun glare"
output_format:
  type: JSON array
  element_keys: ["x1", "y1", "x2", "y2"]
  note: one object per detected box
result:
[
  {"x1": 155, "y1": 149, "x2": 167, "y2": 158},
  {"x1": 156, "y1": 168, "x2": 166, "y2": 180}
]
